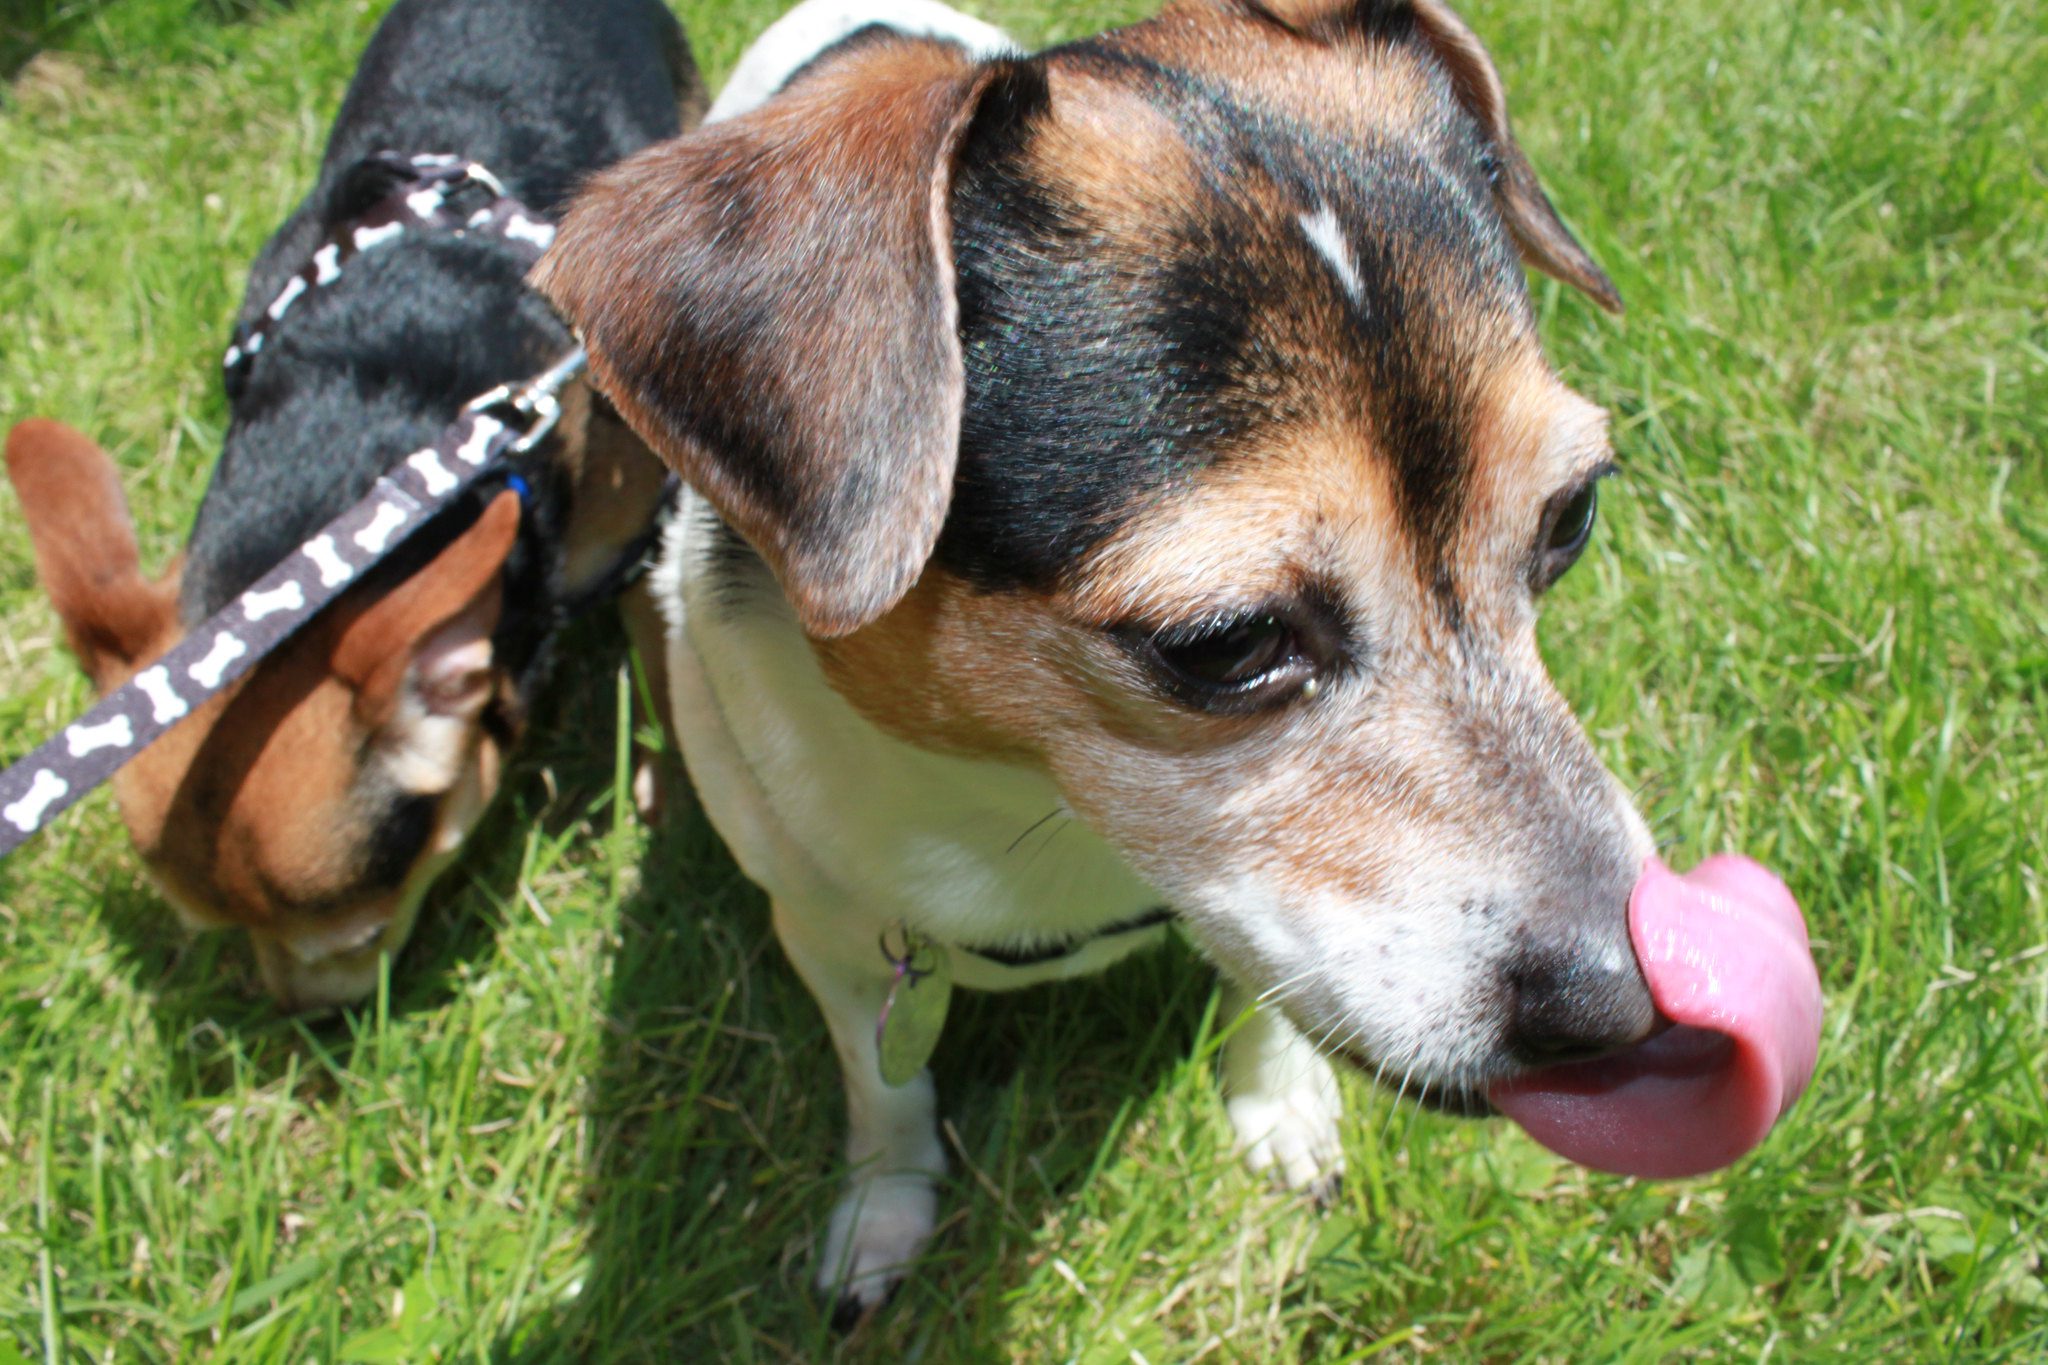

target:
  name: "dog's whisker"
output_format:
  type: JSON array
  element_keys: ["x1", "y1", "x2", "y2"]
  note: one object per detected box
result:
[
  {"x1": 1256, "y1": 966, "x2": 1317, "y2": 1008},
  {"x1": 1005, "y1": 806, "x2": 1065, "y2": 856},
  {"x1": 1017, "y1": 816, "x2": 1073, "y2": 874}
]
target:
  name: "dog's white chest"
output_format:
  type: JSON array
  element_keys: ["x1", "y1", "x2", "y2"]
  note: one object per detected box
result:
[{"x1": 653, "y1": 501, "x2": 1161, "y2": 977}]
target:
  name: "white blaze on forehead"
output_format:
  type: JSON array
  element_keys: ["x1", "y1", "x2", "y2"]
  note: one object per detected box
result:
[{"x1": 1299, "y1": 204, "x2": 1365, "y2": 304}]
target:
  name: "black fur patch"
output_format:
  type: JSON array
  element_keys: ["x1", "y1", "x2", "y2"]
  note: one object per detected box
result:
[
  {"x1": 937, "y1": 35, "x2": 1529, "y2": 608},
  {"x1": 180, "y1": 0, "x2": 697, "y2": 727}
]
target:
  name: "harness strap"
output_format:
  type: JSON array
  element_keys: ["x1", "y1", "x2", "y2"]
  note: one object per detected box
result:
[{"x1": 224, "y1": 153, "x2": 555, "y2": 392}]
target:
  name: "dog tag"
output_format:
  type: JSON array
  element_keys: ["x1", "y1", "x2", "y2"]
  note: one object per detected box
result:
[{"x1": 876, "y1": 926, "x2": 953, "y2": 1087}]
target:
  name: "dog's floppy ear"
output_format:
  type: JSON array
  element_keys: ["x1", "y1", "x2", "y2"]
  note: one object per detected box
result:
[
  {"x1": 5, "y1": 418, "x2": 180, "y2": 690},
  {"x1": 330, "y1": 491, "x2": 520, "y2": 728},
  {"x1": 1246, "y1": 0, "x2": 1621, "y2": 312},
  {"x1": 535, "y1": 37, "x2": 1018, "y2": 638}
]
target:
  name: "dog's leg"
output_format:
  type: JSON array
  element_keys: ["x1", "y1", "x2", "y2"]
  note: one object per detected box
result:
[
  {"x1": 772, "y1": 899, "x2": 946, "y2": 1320},
  {"x1": 620, "y1": 580, "x2": 677, "y2": 824},
  {"x1": 1219, "y1": 977, "x2": 1346, "y2": 1200}
]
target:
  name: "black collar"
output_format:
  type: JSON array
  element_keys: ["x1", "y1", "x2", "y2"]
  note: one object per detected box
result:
[{"x1": 961, "y1": 907, "x2": 1176, "y2": 969}]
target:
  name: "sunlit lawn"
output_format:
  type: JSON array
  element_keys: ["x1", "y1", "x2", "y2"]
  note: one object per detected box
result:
[{"x1": 2, "y1": 0, "x2": 2043, "y2": 1358}]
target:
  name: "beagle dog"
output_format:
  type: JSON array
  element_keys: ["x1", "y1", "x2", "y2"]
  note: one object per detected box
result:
[
  {"x1": 537, "y1": 0, "x2": 1818, "y2": 1317},
  {"x1": 6, "y1": 0, "x2": 702, "y2": 1009}
]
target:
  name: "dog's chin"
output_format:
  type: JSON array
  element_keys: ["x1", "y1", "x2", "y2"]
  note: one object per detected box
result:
[{"x1": 1331, "y1": 1046, "x2": 1497, "y2": 1118}]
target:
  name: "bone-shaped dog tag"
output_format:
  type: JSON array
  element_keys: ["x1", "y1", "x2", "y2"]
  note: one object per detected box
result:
[{"x1": 876, "y1": 927, "x2": 953, "y2": 1088}]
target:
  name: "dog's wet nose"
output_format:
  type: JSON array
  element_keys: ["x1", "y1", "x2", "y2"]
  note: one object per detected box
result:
[{"x1": 1504, "y1": 928, "x2": 1658, "y2": 1066}]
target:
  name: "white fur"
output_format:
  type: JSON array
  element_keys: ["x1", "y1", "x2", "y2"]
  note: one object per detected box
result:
[
  {"x1": 651, "y1": 0, "x2": 1656, "y2": 1311},
  {"x1": 1220, "y1": 978, "x2": 1345, "y2": 1192},
  {"x1": 706, "y1": 0, "x2": 1016, "y2": 125},
  {"x1": 1299, "y1": 204, "x2": 1364, "y2": 302},
  {"x1": 658, "y1": 482, "x2": 1328, "y2": 1305}
]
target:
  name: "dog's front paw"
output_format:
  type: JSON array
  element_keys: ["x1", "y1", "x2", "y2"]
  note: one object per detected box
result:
[
  {"x1": 818, "y1": 1172, "x2": 938, "y2": 1324},
  {"x1": 1228, "y1": 1055, "x2": 1346, "y2": 1200}
]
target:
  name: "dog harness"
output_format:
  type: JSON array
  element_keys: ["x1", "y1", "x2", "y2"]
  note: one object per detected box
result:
[
  {"x1": 0, "y1": 154, "x2": 612, "y2": 861},
  {"x1": 224, "y1": 154, "x2": 556, "y2": 392}
]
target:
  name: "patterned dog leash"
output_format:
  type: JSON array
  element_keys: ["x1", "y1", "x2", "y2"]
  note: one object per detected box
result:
[{"x1": 0, "y1": 154, "x2": 581, "y2": 861}]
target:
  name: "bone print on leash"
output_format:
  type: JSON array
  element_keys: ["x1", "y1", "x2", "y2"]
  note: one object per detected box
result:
[
  {"x1": 223, "y1": 154, "x2": 553, "y2": 394},
  {"x1": 0, "y1": 382, "x2": 571, "y2": 861}
]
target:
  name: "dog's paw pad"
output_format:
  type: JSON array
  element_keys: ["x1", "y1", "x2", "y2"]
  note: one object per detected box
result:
[
  {"x1": 1229, "y1": 1086, "x2": 1346, "y2": 1193},
  {"x1": 817, "y1": 1174, "x2": 936, "y2": 1315}
]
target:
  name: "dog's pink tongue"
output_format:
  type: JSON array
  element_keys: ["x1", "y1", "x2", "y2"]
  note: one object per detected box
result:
[{"x1": 1489, "y1": 856, "x2": 1822, "y2": 1178}]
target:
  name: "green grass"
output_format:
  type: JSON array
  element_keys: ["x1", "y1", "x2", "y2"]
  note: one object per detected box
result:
[{"x1": 2, "y1": 0, "x2": 2044, "y2": 1359}]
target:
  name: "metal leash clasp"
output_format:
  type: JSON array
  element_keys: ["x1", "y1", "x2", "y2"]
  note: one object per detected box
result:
[{"x1": 464, "y1": 346, "x2": 588, "y2": 453}]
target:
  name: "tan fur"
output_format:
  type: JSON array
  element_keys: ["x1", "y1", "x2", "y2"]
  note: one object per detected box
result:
[
  {"x1": 1150, "y1": 0, "x2": 1622, "y2": 310},
  {"x1": 535, "y1": 36, "x2": 1002, "y2": 638},
  {"x1": 816, "y1": 348, "x2": 1618, "y2": 912},
  {"x1": 7, "y1": 422, "x2": 523, "y2": 1009}
]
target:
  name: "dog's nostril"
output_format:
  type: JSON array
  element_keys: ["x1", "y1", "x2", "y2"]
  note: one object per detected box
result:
[{"x1": 1505, "y1": 934, "x2": 1658, "y2": 1068}]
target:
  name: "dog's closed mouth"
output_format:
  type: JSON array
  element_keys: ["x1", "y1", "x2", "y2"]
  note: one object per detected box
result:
[{"x1": 1490, "y1": 856, "x2": 1824, "y2": 1178}]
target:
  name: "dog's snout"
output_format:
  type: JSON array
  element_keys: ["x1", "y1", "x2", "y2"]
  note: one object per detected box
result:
[{"x1": 1504, "y1": 923, "x2": 1658, "y2": 1067}]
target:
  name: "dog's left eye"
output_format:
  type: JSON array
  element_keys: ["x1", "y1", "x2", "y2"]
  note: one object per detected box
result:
[
  {"x1": 1533, "y1": 471, "x2": 1607, "y2": 590},
  {"x1": 1134, "y1": 611, "x2": 1317, "y2": 713}
]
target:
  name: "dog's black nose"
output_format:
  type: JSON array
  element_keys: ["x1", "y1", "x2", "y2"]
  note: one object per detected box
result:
[{"x1": 1504, "y1": 928, "x2": 1658, "y2": 1066}]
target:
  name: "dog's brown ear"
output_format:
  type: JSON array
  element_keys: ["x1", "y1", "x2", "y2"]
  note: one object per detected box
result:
[
  {"x1": 330, "y1": 491, "x2": 520, "y2": 728},
  {"x1": 1407, "y1": 0, "x2": 1621, "y2": 312},
  {"x1": 1245, "y1": 0, "x2": 1621, "y2": 312},
  {"x1": 535, "y1": 37, "x2": 1016, "y2": 638},
  {"x1": 5, "y1": 418, "x2": 180, "y2": 689}
]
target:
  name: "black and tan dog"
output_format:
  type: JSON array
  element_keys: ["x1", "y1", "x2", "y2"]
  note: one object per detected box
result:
[
  {"x1": 539, "y1": 0, "x2": 1819, "y2": 1316},
  {"x1": 7, "y1": 0, "x2": 702, "y2": 1009}
]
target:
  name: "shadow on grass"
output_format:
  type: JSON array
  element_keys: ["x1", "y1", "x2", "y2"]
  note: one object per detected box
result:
[
  {"x1": 498, "y1": 799, "x2": 1212, "y2": 1361},
  {"x1": 80, "y1": 610, "x2": 635, "y2": 1100}
]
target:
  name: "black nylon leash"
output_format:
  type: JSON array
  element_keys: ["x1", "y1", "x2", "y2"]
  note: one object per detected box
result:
[{"x1": 0, "y1": 153, "x2": 598, "y2": 862}]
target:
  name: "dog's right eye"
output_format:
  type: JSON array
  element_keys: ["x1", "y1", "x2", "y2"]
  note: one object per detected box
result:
[
  {"x1": 1132, "y1": 611, "x2": 1318, "y2": 714},
  {"x1": 1532, "y1": 466, "x2": 1612, "y2": 591}
]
